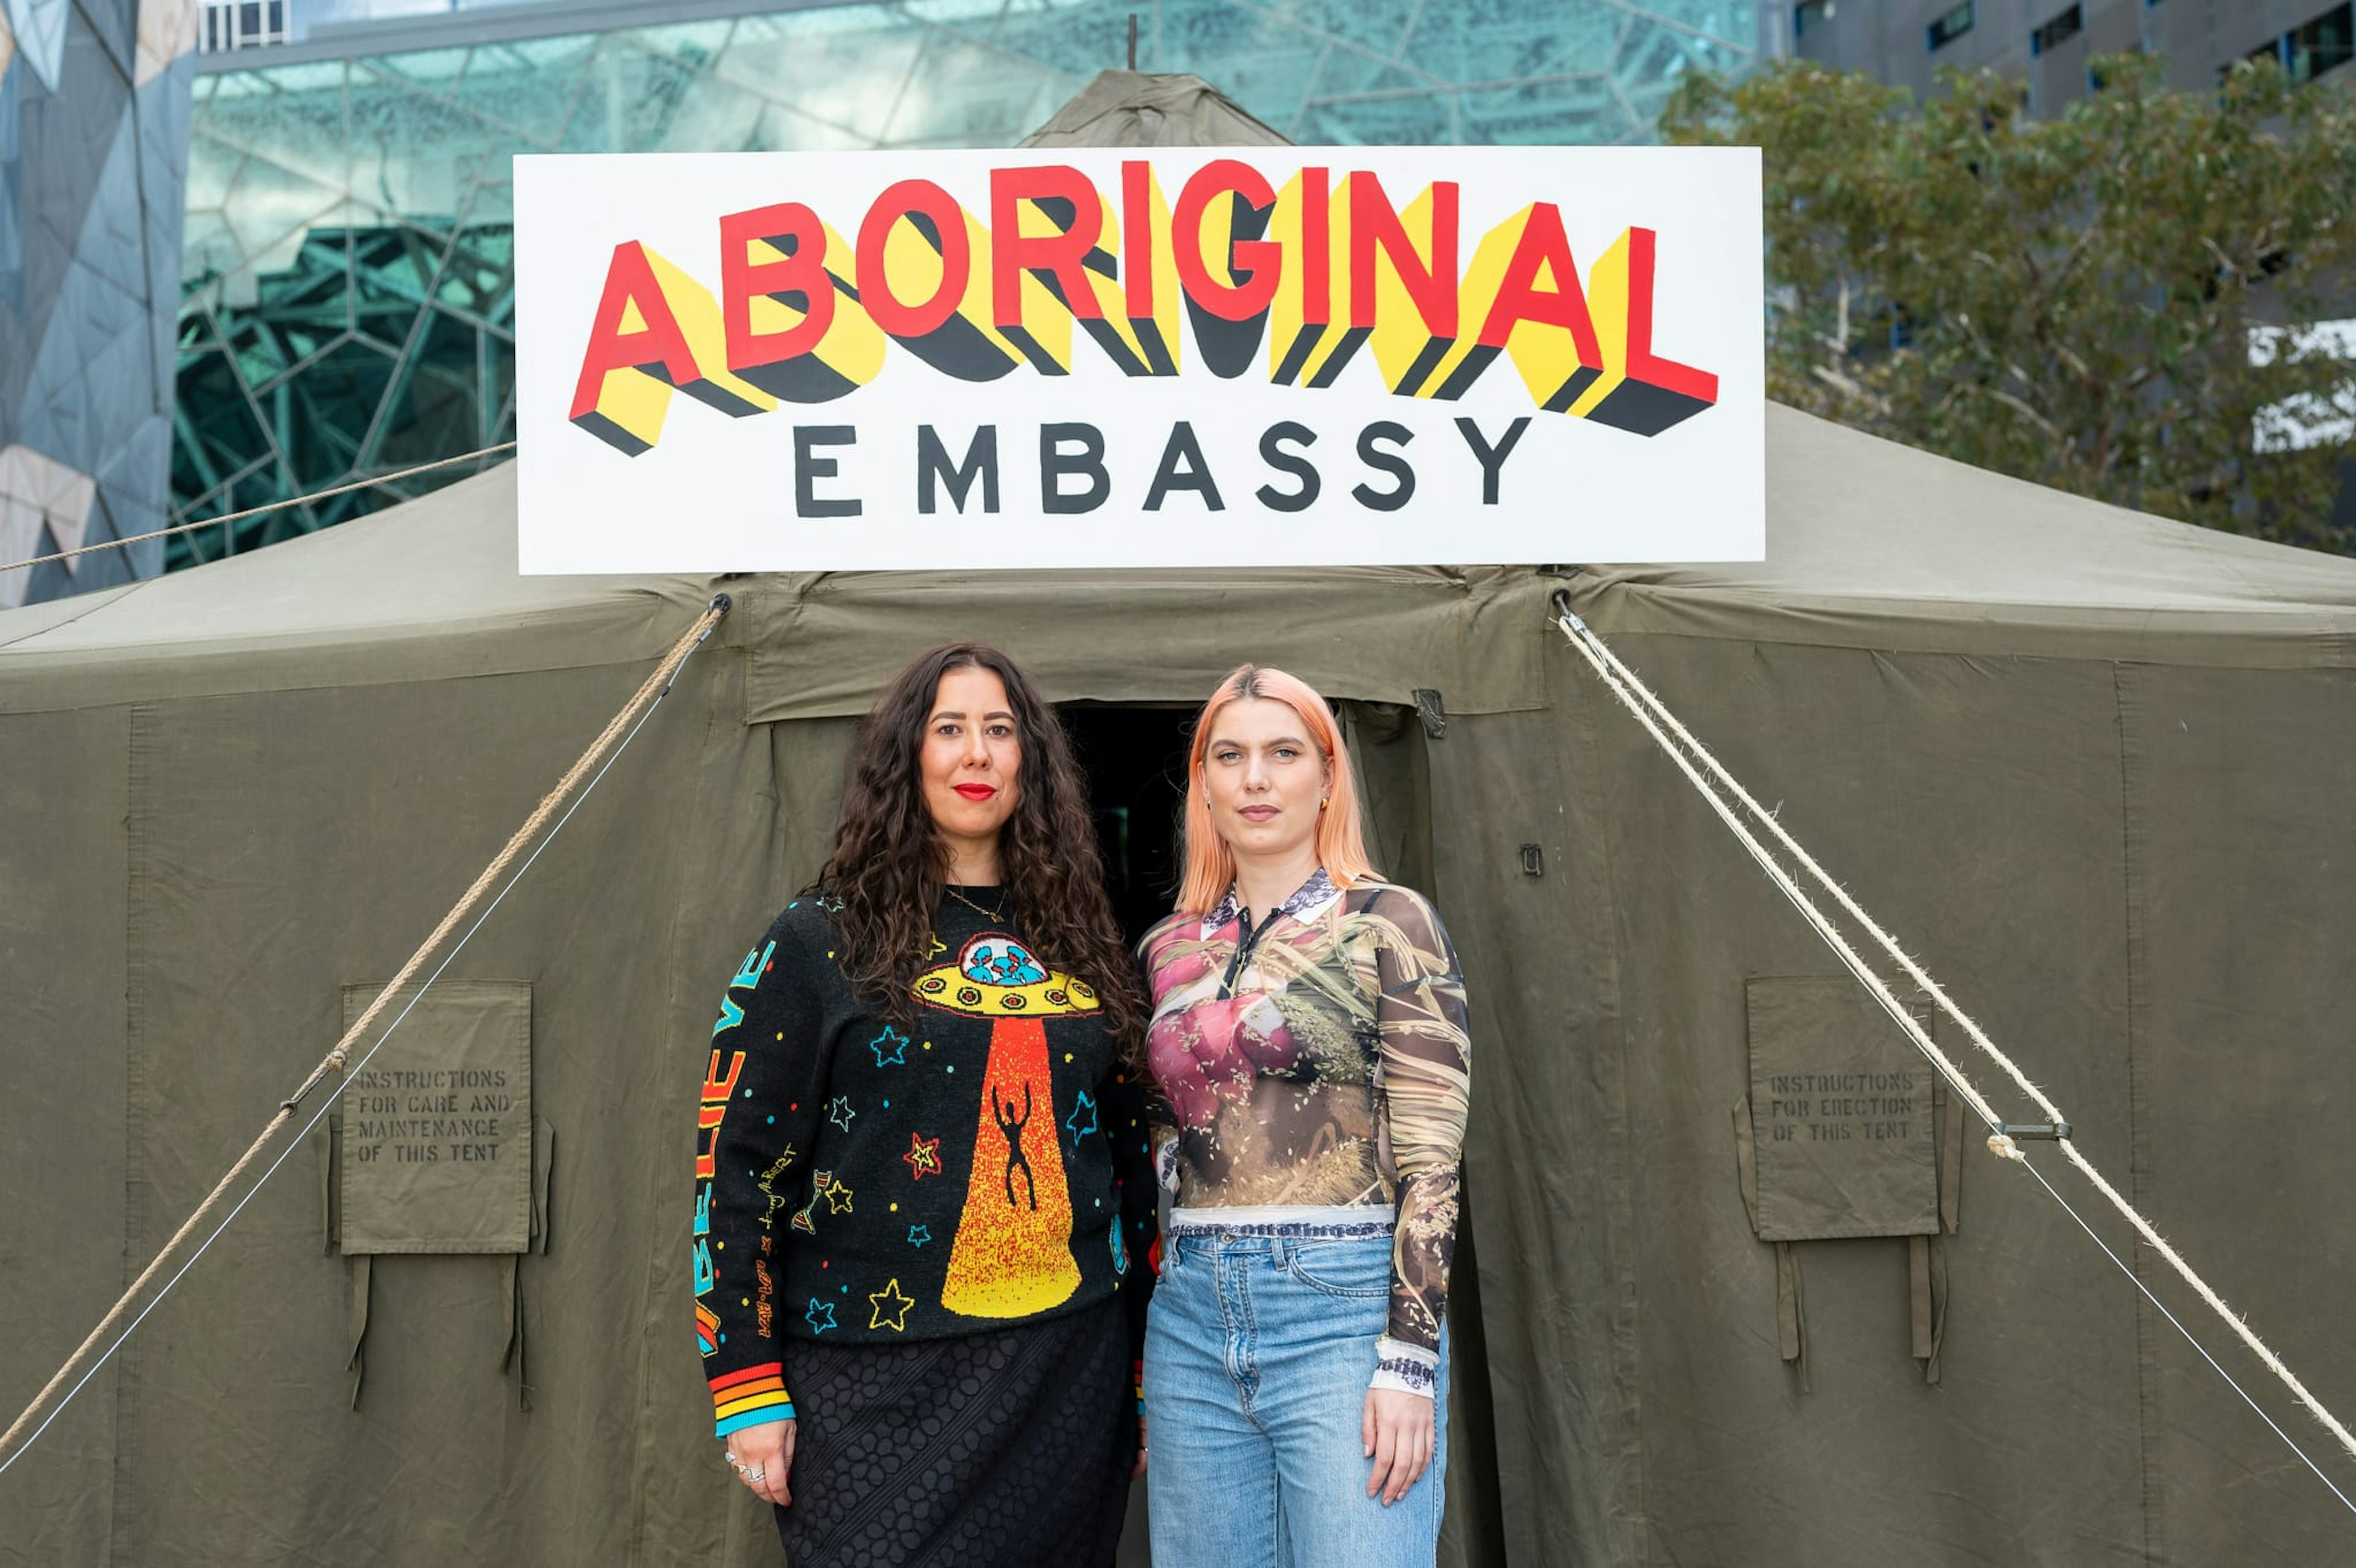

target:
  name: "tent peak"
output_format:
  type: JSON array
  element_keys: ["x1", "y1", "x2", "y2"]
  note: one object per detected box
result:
[{"x1": 1022, "y1": 69, "x2": 1292, "y2": 148}]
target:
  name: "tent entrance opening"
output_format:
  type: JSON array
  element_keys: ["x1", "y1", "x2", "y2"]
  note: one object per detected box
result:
[{"x1": 1065, "y1": 705, "x2": 1192, "y2": 949}]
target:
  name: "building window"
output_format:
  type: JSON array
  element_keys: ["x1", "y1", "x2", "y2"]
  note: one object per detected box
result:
[
  {"x1": 2030, "y1": 5, "x2": 2084, "y2": 56},
  {"x1": 197, "y1": 0, "x2": 287, "y2": 53},
  {"x1": 2288, "y1": 3, "x2": 2353, "y2": 81},
  {"x1": 1927, "y1": 2, "x2": 1974, "y2": 51},
  {"x1": 1794, "y1": 0, "x2": 1833, "y2": 38}
]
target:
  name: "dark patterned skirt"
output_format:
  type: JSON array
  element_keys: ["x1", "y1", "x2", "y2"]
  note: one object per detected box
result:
[{"x1": 774, "y1": 1293, "x2": 1136, "y2": 1568}]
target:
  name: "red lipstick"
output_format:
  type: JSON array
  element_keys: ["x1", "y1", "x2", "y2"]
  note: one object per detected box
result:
[{"x1": 953, "y1": 783, "x2": 998, "y2": 801}]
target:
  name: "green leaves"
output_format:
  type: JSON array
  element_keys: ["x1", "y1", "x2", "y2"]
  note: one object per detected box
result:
[{"x1": 1663, "y1": 54, "x2": 2356, "y2": 551}]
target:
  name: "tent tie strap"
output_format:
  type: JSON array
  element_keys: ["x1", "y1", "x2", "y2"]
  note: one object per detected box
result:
[
  {"x1": 0, "y1": 594, "x2": 731, "y2": 1475},
  {"x1": 1550, "y1": 592, "x2": 2356, "y2": 1509},
  {"x1": 1996, "y1": 1122, "x2": 2070, "y2": 1144}
]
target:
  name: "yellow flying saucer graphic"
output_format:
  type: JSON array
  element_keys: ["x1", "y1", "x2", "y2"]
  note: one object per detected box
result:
[
  {"x1": 914, "y1": 932, "x2": 1099, "y2": 1018},
  {"x1": 926, "y1": 933, "x2": 1095, "y2": 1318}
]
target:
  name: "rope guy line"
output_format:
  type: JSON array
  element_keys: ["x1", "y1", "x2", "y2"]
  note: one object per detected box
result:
[
  {"x1": 0, "y1": 593, "x2": 730, "y2": 1476},
  {"x1": 1550, "y1": 594, "x2": 2356, "y2": 1520},
  {"x1": 0, "y1": 442, "x2": 518, "y2": 581}
]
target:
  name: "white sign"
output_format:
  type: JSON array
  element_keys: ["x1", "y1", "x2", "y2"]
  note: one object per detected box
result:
[{"x1": 514, "y1": 146, "x2": 1763, "y2": 572}]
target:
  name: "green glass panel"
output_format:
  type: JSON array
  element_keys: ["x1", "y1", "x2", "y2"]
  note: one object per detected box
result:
[
  {"x1": 633, "y1": 18, "x2": 737, "y2": 69},
  {"x1": 980, "y1": 1, "x2": 1142, "y2": 83},
  {"x1": 1398, "y1": 3, "x2": 1628, "y2": 88},
  {"x1": 646, "y1": 72, "x2": 768, "y2": 154},
  {"x1": 441, "y1": 52, "x2": 579, "y2": 145},
  {"x1": 746, "y1": 99, "x2": 886, "y2": 153},
  {"x1": 196, "y1": 73, "x2": 350, "y2": 193},
  {"x1": 366, "y1": 47, "x2": 474, "y2": 86},
  {"x1": 877, "y1": 34, "x2": 1064, "y2": 145},
  {"x1": 252, "y1": 60, "x2": 352, "y2": 93},
  {"x1": 1302, "y1": 45, "x2": 1450, "y2": 106},
  {"x1": 1458, "y1": 74, "x2": 1630, "y2": 145},
  {"x1": 1293, "y1": 89, "x2": 1463, "y2": 145}
]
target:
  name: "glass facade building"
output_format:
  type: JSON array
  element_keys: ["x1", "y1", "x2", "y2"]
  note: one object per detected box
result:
[
  {"x1": 1, "y1": 0, "x2": 196, "y2": 607},
  {"x1": 172, "y1": 0, "x2": 1759, "y2": 563}
]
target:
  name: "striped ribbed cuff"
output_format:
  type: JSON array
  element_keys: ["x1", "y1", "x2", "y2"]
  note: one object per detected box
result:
[
  {"x1": 710, "y1": 1362, "x2": 795, "y2": 1437},
  {"x1": 1134, "y1": 1358, "x2": 1145, "y2": 1415},
  {"x1": 1369, "y1": 1335, "x2": 1438, "y2": 1400}
]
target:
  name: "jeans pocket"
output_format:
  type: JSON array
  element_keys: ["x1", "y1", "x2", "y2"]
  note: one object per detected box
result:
[{"x1": 1282, "y1": 1239, "x2": 1392, "y2": 1299}]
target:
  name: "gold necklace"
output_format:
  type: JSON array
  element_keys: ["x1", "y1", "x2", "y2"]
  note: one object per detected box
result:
[{"x1": 944, "y1": 884, "x2": 1007, "y2": 921}]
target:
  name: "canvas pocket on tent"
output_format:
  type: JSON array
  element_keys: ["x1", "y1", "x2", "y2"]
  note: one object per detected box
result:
[
  {"x1": 1734, "y1": 976, "x2": 1965, "y2": 1389},
  {"x1": 315, "y1": 980, "x2": 550, "y2": 1409}
]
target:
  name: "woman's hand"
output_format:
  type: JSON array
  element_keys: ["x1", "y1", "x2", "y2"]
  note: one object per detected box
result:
[
  {"x1": 725, "y1": 1417, "x2": 796, "y2": 1508},
  {"x1": 1133, "y1": 1412, "x2": 1149, "y2": 1478},
  {"x1": 1361, "y1": 1388, "x2": 1434, "y2": 1506}
]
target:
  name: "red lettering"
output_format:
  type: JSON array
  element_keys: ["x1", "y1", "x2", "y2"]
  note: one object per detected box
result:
[
  {"x1": 1300, "y1": 166, "x2": 1330, "y2": 326},
  {"x1": 1622, "y1": 226, "x2": 1717, "y2": 405},
  {"x1": 857, "y1": 179, "x2": 970, "y2": 338},
  {"x1": 720, "y1": 204, "x2": 833, "y2": 372},
  {"x1": 568, "y1": 240, "x2": 701, "y2": 420},
  {"x1": 990, "y1": 164, "x2": 1106, "y2": 326},
  {"x1": 1348, "y1": 174, "x2": 1458, "y2": 337},
  {"x1": 1174, "y1": 159, "x2": 1282, "y2": 322},
  {"x1": 1476, "y1": 202, "x2": 1601, "y2": 366},
  {"x1": 703, "y1": 1049, "x2": 745, "y2": 1102},
  {"x1": 1122, "y1": 161, "x2": 1156, "y2": 318}
]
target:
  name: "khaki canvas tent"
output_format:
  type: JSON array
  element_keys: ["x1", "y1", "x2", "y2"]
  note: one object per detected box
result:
[{"x1": 4, "y1": 404, "x2": 2355, "y2": 1566}]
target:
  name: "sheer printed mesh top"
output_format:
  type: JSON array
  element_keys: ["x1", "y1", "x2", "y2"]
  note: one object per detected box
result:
[{"x1": 1138, "y1": 869, "x2": 1471, "y2": 1397}]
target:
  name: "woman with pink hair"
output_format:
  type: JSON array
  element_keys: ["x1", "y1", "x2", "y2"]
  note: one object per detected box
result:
[{"x1": 1138, "y1": 664, "x2": 1471, "y2": 1567}]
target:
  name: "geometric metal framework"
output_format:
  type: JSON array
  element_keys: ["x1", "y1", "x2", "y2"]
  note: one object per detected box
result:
[
  {"x1": 172, "y1": 220, "x2": 510, "y2": 561},
  {"x1": 173, "y1": 0, "x2": 1759, "y2": 567}
]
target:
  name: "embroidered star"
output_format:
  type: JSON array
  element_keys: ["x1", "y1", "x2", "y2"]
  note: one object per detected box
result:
[
  {"x1": 868, "y1": 1277, "x2": 916, "y2": 1332},
  {"x1": 823, "y1": 1178, "x2": 855, "y2": 1215},
  {"x1": 828, "y1": 1096, "x2": 856, "y2": 1131},
  {"x1": 903, "y1": 1131, "x2": 943, "y2": 1181},
  {"x1": 907, "y1": 1224, "x2": 931, "y2": 1247},
  {"x1": 805, "y1": 1297, "x2": 837, "y2": 1334},
  {"x1": 1065, "y1": 1090, "x2": 1099, "y2": 1145},
  {"x1": 869, "y1": 1026, "x2": 910, "y2": 1067},
  {"x1": 926, "y1": 934, "x2": 948, "y2": 959}
]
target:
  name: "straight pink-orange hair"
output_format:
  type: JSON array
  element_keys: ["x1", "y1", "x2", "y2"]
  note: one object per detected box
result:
[{"x1": 1176, "y1": 664, "x2": 1377, "y2": 915}]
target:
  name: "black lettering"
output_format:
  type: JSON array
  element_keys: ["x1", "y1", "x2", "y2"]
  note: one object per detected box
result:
[
  {"x1": 1454, "y1": 416, "x2": 1530, "y2": 505},
  {"x1": 1351, "y1": 421, "x2": 1415, "y2": 512},
  {"x1": 794, "y1": 426, "x2": 861, "y2": 518},
  {"x1": 917, "y1": 424, "x2": 999, "y2": 515},
  {"x1": 1255, "y1": 421, "x2": 1320, "y2": 512},
  {"x1": 1143, "y1": 421, "x2": 1225, "y2": 512},
  {"x1": 1040, "y1": 422, "x2": 1109, "y2": 513}
]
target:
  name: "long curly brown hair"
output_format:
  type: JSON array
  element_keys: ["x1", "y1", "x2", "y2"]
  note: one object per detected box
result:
[{"x1": 812, "y1": 642, "x2": 1144, "y2": 1049}]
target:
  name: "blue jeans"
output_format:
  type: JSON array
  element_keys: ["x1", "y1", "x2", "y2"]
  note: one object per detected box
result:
[{"x1": 1144, "y1": 1224, "x2": 1448, "y2": 1568}]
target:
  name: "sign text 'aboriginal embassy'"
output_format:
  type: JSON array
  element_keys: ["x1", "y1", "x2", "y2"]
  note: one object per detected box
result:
[{"x1": 514, "y1": 147, "x2": 1763, "y2": 571}]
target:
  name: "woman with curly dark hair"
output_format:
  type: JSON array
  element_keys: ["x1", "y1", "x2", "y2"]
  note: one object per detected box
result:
[{"x1": 690, "y1": 642, "x2": 1156, "y2": 1567}]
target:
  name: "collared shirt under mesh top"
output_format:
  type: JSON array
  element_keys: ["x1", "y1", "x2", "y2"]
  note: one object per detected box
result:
[{"x1": 1138, "y1": 869, "x2": 1471, "y2": 1396}]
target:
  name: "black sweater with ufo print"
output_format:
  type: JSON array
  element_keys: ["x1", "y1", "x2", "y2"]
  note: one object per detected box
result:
[{"x1": 694, "y1": 887, "x2": 1157, "y2": 1439}]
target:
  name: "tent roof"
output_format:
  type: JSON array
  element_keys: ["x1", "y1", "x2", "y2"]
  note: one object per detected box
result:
[
  {"x1": 3, "y1": 405, "x2": 2351, "y2": 717},
  {"x1": 1576, "y1": 408, "x2": 2356, "y2": 666}
]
